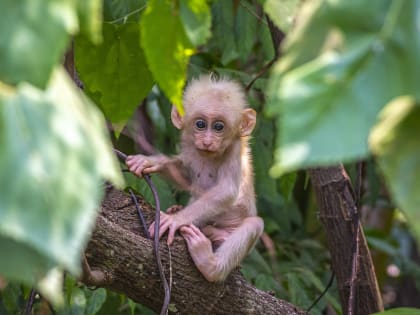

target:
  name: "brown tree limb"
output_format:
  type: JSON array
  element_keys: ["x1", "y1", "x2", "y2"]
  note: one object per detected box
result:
[
  {"x1": 309, "y1": 166, "x2": 383, "y2": 315},
  {"x1": 84, "y1": 187, "x2": 308, "y2": 315}
]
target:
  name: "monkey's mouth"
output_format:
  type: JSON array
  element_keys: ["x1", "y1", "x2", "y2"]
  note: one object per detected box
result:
[{"x1": 197, "y1": 147, "x2": 217, "y2": 155}]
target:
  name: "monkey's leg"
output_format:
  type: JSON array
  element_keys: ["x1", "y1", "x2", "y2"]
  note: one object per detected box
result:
[{"x1": 180, "y1": 217, "x2": 264, "y2": 282}]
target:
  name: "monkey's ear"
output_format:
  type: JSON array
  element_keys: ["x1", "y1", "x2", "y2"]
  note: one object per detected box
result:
[
  {"x1": 171, "y1": 106, "x2": 184, "y2": 129},
  {"x1": 240, "y1": 108, "x2": 256, "y2": 137}
]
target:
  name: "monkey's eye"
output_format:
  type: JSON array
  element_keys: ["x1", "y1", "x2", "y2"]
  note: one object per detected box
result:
[
  {"x1": 213, "y1": 121, "x2": 224, "y2": 132},
  {"x1": 195, "y1": 119, "x2": 207, "y2": 130}
]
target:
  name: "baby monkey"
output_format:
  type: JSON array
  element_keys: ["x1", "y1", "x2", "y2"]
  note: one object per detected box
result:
[{"x1": 126, "y1": 75, "x2": 264, "y2": 282}]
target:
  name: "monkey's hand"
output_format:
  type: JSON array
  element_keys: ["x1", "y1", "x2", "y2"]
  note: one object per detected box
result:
[
  {"x1": 148, "y1": 212, "x2": 185, "y2": 245},
  {"x1": 126, "y1": 154, "x2": 167, "y2": 178}
]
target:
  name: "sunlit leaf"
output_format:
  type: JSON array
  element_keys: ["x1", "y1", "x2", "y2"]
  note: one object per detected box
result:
[
  {"x1": 75, "y1": 22, "x2": 154, "y2": 125},
  {"x1": 140, "y1": 0, "x2": 193, "y2": 114},
  {"x1": 370, "y1": 97, "x2": 420, "y2": 240},
  {"x1": 76, "y1": 0, "x2": 103, "y2": 44},
  {"x1": 0, "y1": 68, "x2": 122, "y2": 302},
  {"x1": 0, "y1": 0, "x2": 78, "y2": 88}
]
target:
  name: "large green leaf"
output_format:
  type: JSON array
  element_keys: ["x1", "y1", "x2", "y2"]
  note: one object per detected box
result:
[
  {"x1": 266, "y1": 0, "x2": 420, "y2": 176},
  {"x1": 180, "y1": 0, "x2": 212, "y2": 47},
  {"x1": 75, "y1": 22, "x2": 153, "y2": 124},
  {"x1": 0, "y1": 68, "x2": 122, "y2": 302},
  {"x1": 140, "y1": 0, "x2": 193, "y2": 114},
  {"x1": 370, "y1": 97, "x2": 420, "y2": 239},
  {"x1": 0, "y1": 0, "x2": 78, "y2": 88}
]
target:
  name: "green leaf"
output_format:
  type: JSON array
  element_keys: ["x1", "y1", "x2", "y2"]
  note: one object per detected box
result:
[
  {"x1": 370, "y1": 97, "x2": 420, "y2": 240},
  {"x1": 210, "y1": 1, "x2": 238, "y2": 65},
  {"x1": 103, "y1": 0, "x2": 147, "y2": 23},
  {"x1": 234, "y1": 4, "x2": 258, "y2": 62},
  {"x1": 76, "y1": 0, "x2": 103, "y2": 44},
  {"x1": 180, "y1": 0, "x2": 212, "y2": 46},
  {"x1": 372, "y1": 308, "x2": 420, "y2": 315},
  {"x1": 75, "y1": 23, "x2": 154, "y2": 125},
  {"x1": 140, "y1": 0, "x2": 194, "y2": 114},
  {"x1": 0, "y1": 68, "x2": 122, "y2": 302},
  {"x1": 266, "y1": 0, "x2": 420, "y2": 176},
  {"x1": 0, "y1": 0, "x2": 78, "y2": 88}
]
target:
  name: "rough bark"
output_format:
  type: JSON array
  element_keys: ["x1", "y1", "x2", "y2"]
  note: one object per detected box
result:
[
  {"x1": 84, "y1": 186, "x2": 308, "y2": 315},
  {"x1": 309, "y1": 166, "x2": 384, "y2": 315}
]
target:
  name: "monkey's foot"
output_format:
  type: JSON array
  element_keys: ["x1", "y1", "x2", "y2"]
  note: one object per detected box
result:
[
  {"x1": 202, "y1": 225, "x2": 230, "y2": 247},
  {"x1": 166, "y1": 204, "x2": 183, "y2": 214},
  {"x1": 180, "y1": 224, "x2": 220, "y2": 282}
]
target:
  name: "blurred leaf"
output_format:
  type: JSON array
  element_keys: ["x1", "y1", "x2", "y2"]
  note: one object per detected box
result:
[
  {"x1": 286, "y1": 272, "x2": 312, "y2": 308},
  {"x1": 372, "y1": 308, "x2": 420, "y2": 315},
  {"x1": 180, "y1": 0, "x2": 212, "y2": 46},
  {"x1": 263, "y1": 0, "x2": 301, "y2": 33},
  {"x1": 297, "y1": 268, "x2": 341, "y2": 312},
  {"x1": 0, "y1": 0, "x2": 78, "y2": 88},
  {"x1": 140, "y1": 0, "x2": 193, "y2": 114},
  {"x1": 266, "y1": 0, "x2": 420, "y2": 176},
  {"x1": 0, "y1": 68, "x2": 122, "y2": 302},
  {"x1": 75, "y1": 22, "x2": 154, "y2": 125},
  {"x1": 370, "y1": 97, "x2": 420, "y2": 240},
  {"x1": 85, "y1": 288, "x2": 107, "y2": 315},
  {"x1": 210, "y1": 1, "x2": 238, "y2": 65},
  {"x1": 366, "y1": 235, "x2": 398, "y2": 256},
  {"x1": 252, "y1": 119, "x2": 282, "y2": 206},
  {"x1": 103, "y1": 0, "x2": 146, "y2": 23}
]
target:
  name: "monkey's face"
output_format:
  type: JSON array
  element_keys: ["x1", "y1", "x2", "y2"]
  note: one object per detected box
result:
[{"x1": 191, "y1": 117, "x2": 230, "y2": 155}]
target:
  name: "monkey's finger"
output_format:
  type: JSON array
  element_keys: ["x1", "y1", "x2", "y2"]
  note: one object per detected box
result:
[
  {"x1": 188, "y1": 224, "x2": 203, "y2": 237},
  {"x1": 143, "y1": 165, "x2": 160, "y2": 174},
  {"x1": 167, "y1": 226, "x2": 178, "y2": 245},
  {"x1": 159, "y1": 221, "x2": 171, "y2": 239},
  {"x1": 148, "y1": 221, "x2": 156, "y2": 238}
]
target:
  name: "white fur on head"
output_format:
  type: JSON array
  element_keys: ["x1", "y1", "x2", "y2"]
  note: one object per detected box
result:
[{"x1": 183, "y1": 74, "x2": 248, "y2": 114}]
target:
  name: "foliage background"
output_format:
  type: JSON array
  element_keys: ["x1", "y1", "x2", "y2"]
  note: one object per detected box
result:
[{"x1": 1, "y1": 0, "x2": 420, "y2": 314}]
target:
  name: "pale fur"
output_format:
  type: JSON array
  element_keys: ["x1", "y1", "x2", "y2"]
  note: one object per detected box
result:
[{"x1": 126, "y1": 75, "x2": 263, "y2": 282}]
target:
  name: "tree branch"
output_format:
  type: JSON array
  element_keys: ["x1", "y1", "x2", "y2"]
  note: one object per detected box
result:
[{"x1": 84, "y1": 187, "x2": 308, "y2": 315}]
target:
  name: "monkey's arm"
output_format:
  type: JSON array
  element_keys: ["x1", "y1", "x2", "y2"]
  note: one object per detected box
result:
[{"x1": 126, "y1": 154, "x2": 190, "y2": 190}]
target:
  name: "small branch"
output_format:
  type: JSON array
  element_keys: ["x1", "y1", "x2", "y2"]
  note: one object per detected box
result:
[
  {"x1": 23, "y1": 289, "x2": 36, "y2": 315},
  {"x1": 113, "y1": 149, "x2": 171, "y2": 315},
  {"x1": 245, "y1": 14, "x2": 285, "y2": 92}
]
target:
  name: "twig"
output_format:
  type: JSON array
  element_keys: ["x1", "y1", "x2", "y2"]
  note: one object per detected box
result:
[
  {"x1": 129, "y1": 189, "x2": 151, "y2": 239},
  {"x1": 245, "y1": 14, "x2": 285, "y2": 92},
  {"x1": 307, "y1": 271, "x2": 335, "y2": 312},
  {"x1": 113, "y1": 149, "x2": 171, "y2": 315},
  {"x1": 348, "y1": 162, "x2": 363, "y2": 315},
  {"x1": 23, "y1": 288, "x2": 36, "y2": 315}
]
